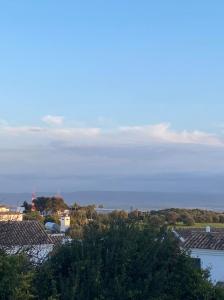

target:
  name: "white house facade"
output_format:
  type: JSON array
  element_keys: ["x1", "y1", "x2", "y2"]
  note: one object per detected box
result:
[
  {"x1": 174, "y1": 227, "x2": 224, "y2": 284},
  {"x1": 190, "y1": 248, "x2": 224, "y2": 283}
]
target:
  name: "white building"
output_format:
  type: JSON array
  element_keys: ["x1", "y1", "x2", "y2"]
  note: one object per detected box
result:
[
  {"x1": 0, "y1": 211, "x2": 23, "y2": 221},
  {"x1": 0, "y1": 205, "x2": 10, "y2": 212},
  {"x1": 175, "y1": 227, "x2": 224, "y2": 283},
  {"x1": 60, "y1": 215, "x2": 70, "y2": 233},
  {"x1": 0, "y1": 204, "x2": 23, "y2": 221}
]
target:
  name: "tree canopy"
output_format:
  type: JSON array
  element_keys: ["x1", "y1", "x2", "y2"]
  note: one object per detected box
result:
[
  {"x1": 33, "y1": 197, "x2": 68, "y2": 214},
  {"x1": 35, "y1": 221, "x2": 224, "y2": 300}
]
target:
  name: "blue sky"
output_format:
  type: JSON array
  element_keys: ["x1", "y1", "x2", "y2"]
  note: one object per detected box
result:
[
  {"x1": 0, "y1": 1, "x2": 224, "y2": 192},
  {"x1": 0, "y1": 1, "x2": 224, "y2": 130}
]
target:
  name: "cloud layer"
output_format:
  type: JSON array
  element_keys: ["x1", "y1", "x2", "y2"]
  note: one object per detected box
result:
[
  {"x1": 0, "y1": 120, "x2": 222, "y2": 147},
  {"x1": 0, "y1": 117, "x2": 223, "y2": 192}
]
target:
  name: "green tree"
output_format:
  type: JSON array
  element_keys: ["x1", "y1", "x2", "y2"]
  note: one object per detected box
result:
[
  {"x1": 44, "y1": 214, "x2": 60, "y2": 225},
  {"x1": 182, "y1": 213, "x2": 195, "y2": 226},
  {"x1": 34, "y1": 221, "x2": 223, "y2": 300},
  {"x1": 0, "y1": 251, "x2": 35, "y2": 299},
  {"x1": 23, "y1": 211, "x2": 44, "y2": 222},
  {"x1": 34, "y1": 197, "x2": 68, "y2": 214},
  {"x1": 22, "y1": 201, "x2": 32, "y2": 213},
  {"x1": 166, "y1": 211, "x2": 179, "y2": 225}
]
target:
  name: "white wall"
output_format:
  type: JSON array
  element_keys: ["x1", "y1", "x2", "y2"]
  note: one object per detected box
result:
[
  {"x1": 191, "y1": 249, "x2": 224, "y2": 283},
  {"x1": 6, "y1": 244, "x2": 54, "y2": 264},
  {"x1": 60, "y1": 216, "x2": 70, "y2": 232}
]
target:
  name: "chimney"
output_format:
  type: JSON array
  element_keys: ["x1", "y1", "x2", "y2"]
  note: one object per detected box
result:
[
  {"x1": 206, "y1": 226, "x2": 211, "y2": 233},
  {"x1": 60, "y1": 215, "x2": 70, "y2": 233}
]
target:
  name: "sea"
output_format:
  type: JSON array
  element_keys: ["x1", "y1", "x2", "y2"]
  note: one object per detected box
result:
[{"x1": 1, "y1": 191, "x2": 224, "y2": 212}]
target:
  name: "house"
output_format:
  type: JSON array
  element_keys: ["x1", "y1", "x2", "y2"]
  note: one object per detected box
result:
[
  {"x1": 0, "y1": 204, "x2": 23, "y2": 221},
  {"x1": 0, "y1": 221, "x2": 60, "y2": 263},
  {"x1": 0, "y1": 205, "x2": 10, "y2": 212},
  {"x1": 44, "y1": 214, "x2": 71, "y2": 234},
  {"x1": 174, "y1": 227, "x2": 224, "y2": 283},
  {"x1": 0, "y1": 211, "x2": 23, "y2": 221}
]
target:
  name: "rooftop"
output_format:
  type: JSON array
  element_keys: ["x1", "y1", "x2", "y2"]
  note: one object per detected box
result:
[
  {"x1": 0, "y1": 221, "x2": 53, "y2": 247},
  {"x1": 175, "y1": 228, "x2": 224, "y2": 251}
]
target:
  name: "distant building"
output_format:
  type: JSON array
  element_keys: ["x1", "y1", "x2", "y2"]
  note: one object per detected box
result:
[
  {"x1": 0, "y1": 205, "x2": 10, "y2": 213},
  {"x1": 0, "y1": 211, "x2": 23, "y2": 221},
  {"x1": 174, "y1": 227, "x2": 224, "y2": 283},
  {"x1": 0, "y1": 204, "x2": 23, "y2": 221},
  {"x1": 0, "y1": 221, "x2": 61, "y2": 263},
  {"x1": 95, "y1": 208, "x2": 117, "y2": 214},
  {"x1": 60, "y1": 215, "x2": 70, "y2": 233}
]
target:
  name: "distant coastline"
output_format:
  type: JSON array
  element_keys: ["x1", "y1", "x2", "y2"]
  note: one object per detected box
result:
[{"x1": 1, "y1": 191, "x2": 224, "y2": 212}]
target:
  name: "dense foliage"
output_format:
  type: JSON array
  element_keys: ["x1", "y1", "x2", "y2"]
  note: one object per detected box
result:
[
  {"x1": 23, "y1": 211, "x2": 44, "y2": 222},
  {"x1": 0, "y1": 251, "x2": 34, "y2": 300},
  {"x1": 33, "y1": 197, "x2": 68, "y2": 214},
  {"x1": 35, "y1": 221, "x2": 224, "y2": 300},
  {"x1": 23, "y1": 197, "x2": 224, "y2": 229},
  {"x1": 66, "y1": 207, "x2": 224, "y2": 239},
  {"x1": 149, "y1": 208, "x2": 224, "y2": 226}
]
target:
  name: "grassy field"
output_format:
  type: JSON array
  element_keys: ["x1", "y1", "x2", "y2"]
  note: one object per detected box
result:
[{"x1": 175, "y1": 222, "x2": 224, "y2": 228}]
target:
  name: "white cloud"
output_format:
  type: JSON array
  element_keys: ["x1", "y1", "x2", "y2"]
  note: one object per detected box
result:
[
  {"x1": 0, "y1": 121, "x2": 222, "y2": 147},
  {"x1": 42, "y1": 115, "x2": 64, "y2": 126},
  {"x1": 118, "y1": 123, "x2": 223, "y2": 146},
  {"x1": 0, "y1": 120, "x2": 224, "y2": 191},
  {"x1": 3, "y1": 126, "x2": 44, "y2": 135}
]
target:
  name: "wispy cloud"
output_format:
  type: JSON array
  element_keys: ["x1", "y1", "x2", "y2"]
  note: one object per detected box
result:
[
  {"x1": 0, "y1": 121, "x2": 222, "y2": 147},
  {"x1": 118, "y1": 123, "x2": 223, "y2": 146},
  {"x1": 42, "y1": 115, "x2": 64, "y2": 126}
]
